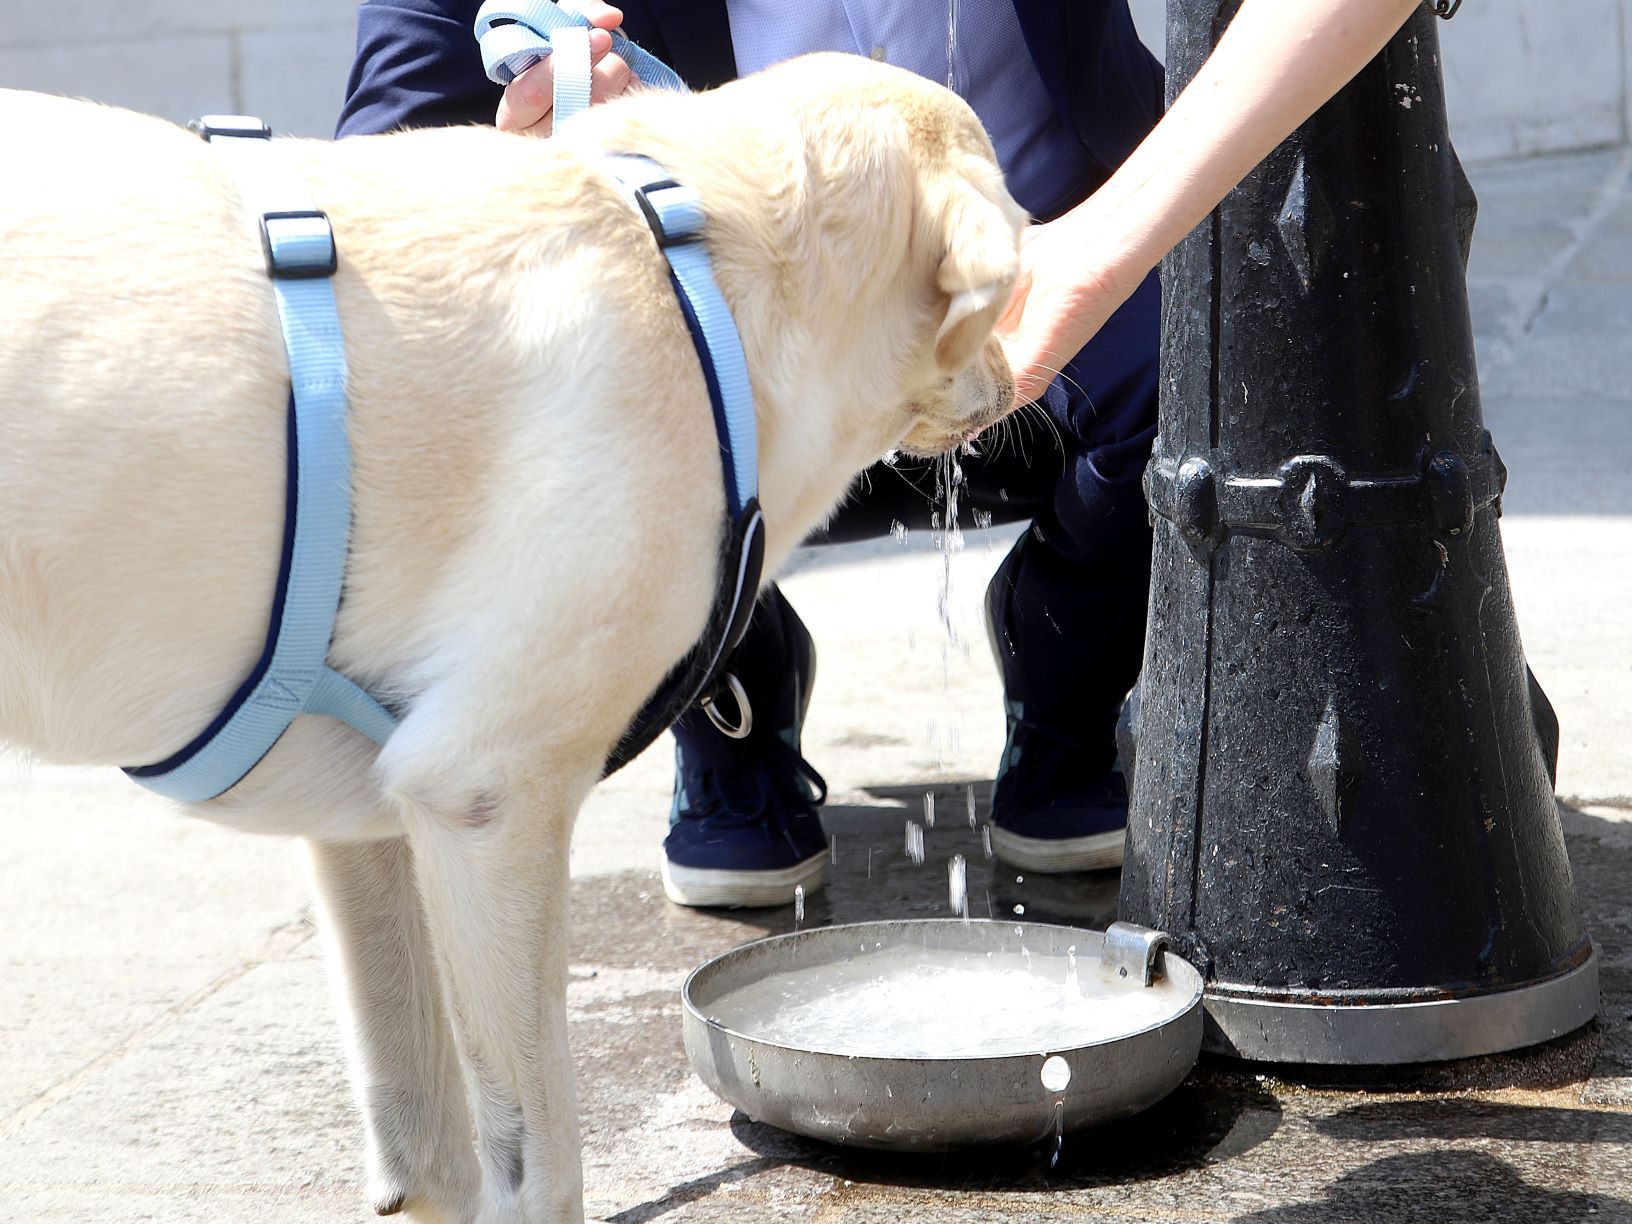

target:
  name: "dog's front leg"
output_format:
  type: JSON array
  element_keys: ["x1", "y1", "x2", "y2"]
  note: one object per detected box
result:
[
  {"x1": 306, "y1": 837, "x2": 482, "y2": 1222},
  {"x1": 401, "y1": 779, "x2": 586, "y2": 1224}
]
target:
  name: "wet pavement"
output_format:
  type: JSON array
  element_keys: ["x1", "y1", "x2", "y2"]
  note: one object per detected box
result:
[{"x1": 4, "y1": 149, "x2": 1632, "y2": 1221}]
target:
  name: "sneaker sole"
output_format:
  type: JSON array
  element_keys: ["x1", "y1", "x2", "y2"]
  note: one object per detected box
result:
[
  {"x1": 989, "y1": 825, "x2": 1125, "y2": 873},
  {"x1": 661, "y1": 850, "x2": 829, "y2": 909}
]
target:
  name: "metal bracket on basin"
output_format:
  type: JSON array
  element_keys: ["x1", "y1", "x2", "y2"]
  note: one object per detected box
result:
[{"x1": 1101, "y1": 923, "x2": 1170, "y2": 987}]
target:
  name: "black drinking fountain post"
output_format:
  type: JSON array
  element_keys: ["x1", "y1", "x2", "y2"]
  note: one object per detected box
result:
[{"x1": 1118, "y1": 0, "x2": 1599, "y2": 1063}]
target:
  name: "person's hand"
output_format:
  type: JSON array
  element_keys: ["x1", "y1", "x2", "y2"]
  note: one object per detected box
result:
[
  {"x1": 995, "y1": 211, "x2": 1137, "y2": 407},
  {"x1": 495, "y1": 2, "x2": 634, "y2": 137}
]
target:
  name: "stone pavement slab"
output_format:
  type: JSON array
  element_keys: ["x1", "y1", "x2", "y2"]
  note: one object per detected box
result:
[{"x1": 3, "y1": 151, "x2": 1632, "y2": 1223}]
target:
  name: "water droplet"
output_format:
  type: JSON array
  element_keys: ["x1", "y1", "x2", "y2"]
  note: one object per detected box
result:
[
  {"x1": 948, "y1": 854, "x2": 968, "y2": 922},
  {"x1": 1049, "y1": 1100, "x2": 1066, "y2": 1168},
  {"x1": 1016, "y1": 875, "x2": 1024, "y2": 884},
  {"x1": 882, "y1": 449, "x2": 899, "y2": 466},
  {"x1": 923, "y1": 791, "x2": 936, "y2": 828},
  {"x1": 793, "y1": 885, "x2": 805, "y2": 929},
  {"x1": 1041, "y1": 1055, "x2": 1071, "y2": 1093},
  {"x1": 866, "y1": 846, "x2": 874, "y2": 879},
  {"x1": 829, "y1": 836, "x2": 838, "y2": 865},
  {"x1": 965, "y1": 785, "x2": 977, "y2": 828},
  {"x1": 973, "y1": 509, "x2": 992, "y2": 530},
  {"x1": 1013, "y1": 903, "x2": 1025, "y2": 915},
  {"x1": 890, "y1": 519, "x2": 909, "y2": 544},
  {"x1": 904, "y1": 820, "x2": 925, "y2": 865},
  {"x1": 1065, "y1": 946, "x2": 1080, "y2": 994},
  {"x1": 981, "y1": 824, "x2": 993, "y2": 858}
]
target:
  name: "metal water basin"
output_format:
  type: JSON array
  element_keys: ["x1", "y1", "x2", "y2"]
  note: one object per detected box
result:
[{"x1": 682, "y1": 918, "x2": 1203, "y2": 1151}]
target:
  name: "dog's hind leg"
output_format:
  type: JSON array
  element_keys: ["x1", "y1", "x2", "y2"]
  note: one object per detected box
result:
[
  {"x1": 389, "y1": 770, "x2": 590, "y2": 1224},
  {"x1": 306, "y1": 837, "x2": 482, "y2": 1223}
]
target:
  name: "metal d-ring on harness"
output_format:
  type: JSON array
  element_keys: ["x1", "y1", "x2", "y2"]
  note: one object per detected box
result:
[
  {"x1": 124, "y1": 116, "x2": 399, "y2": 802},
  {"x1": 475, "y1": 0, "x2": 768, "y2": 762}
]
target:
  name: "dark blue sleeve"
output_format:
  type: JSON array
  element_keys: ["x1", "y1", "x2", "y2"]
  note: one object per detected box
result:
[
  {"x1": 335, "y1": 0, "x2": 502, "y2": 137},
  {"x1": 1014, "y1": 0, "x2": 1163, "y2": 181},
  {"x1": 1066, "y1": 1, "x2": 1164, "y2": 175}
]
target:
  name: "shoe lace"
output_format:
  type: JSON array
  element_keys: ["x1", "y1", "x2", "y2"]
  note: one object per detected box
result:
[{"x1": 680, "y1": 733, "x2": 828, "y2": 830}]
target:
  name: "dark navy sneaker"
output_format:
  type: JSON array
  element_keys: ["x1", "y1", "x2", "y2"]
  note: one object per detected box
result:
[
  {"x1": 661, "y1": 589, "x2": 829, "y2": 908},
  {"x1": 983, "y1": 546, "x2": 1129, "y2": 873},
  {"x1": 987, "y1": 703, "x2": 1128, "y2": 872}
]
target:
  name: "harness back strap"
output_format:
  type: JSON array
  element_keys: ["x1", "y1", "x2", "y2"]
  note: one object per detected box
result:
[{"x1": 125, "y1": 117, "x2": 397, "y2": 803}]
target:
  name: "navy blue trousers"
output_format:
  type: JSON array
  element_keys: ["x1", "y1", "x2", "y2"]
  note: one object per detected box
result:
[{"x1": 336, "y1": 0, "x2": 1159, "y2": 758}]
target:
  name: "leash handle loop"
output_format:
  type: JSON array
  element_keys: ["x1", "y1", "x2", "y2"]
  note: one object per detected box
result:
[{"x1": 474, "y1": 0, "x2": 689, "y2": 128}]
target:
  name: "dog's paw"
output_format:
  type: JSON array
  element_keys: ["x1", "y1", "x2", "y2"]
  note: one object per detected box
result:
[{"x1": 385, "y1": 1186, "x2": 476, "y2": 1224}]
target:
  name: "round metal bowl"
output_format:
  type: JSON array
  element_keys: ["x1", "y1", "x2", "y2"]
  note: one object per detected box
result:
[{"x1": 682, "y1": 918, "x2": 1203, "y2": 1151}]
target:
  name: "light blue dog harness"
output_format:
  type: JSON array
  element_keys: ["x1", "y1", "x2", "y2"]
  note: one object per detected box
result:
[{"x1": 126, "y1": 25, "x2": 764, "y2": 798}]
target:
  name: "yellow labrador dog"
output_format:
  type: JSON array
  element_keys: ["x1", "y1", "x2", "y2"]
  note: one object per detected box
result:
[{"x1": 0, "y1": 53, "x2": 1022, "y2": 1224}]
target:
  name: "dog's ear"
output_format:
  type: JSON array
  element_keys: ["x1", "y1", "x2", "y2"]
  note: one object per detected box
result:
[{"x1": 926, "y1": 173, "x2": 1022, "y2": 372}]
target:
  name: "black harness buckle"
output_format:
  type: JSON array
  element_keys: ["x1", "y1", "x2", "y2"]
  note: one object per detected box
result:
[
  {"x1": 631, "y1": 179, "x2": 703, "y2": 248},
  {"x1": 259, "y1": 210, "x2": 339, "y2": 280}
]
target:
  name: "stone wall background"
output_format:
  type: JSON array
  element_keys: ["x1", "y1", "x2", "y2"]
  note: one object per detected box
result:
[{"x1": 0, "y1": 1, "x2": 1621, "y2": 162}]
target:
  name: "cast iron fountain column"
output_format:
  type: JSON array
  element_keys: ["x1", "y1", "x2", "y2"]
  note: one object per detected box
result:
[{"x1": 1119, "y1": 0, "x2": 1599, "y2": 1063}]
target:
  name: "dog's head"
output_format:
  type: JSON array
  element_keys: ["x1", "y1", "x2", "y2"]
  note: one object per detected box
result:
[
  {"x1": 734, "y1": 53, "x2": 1027, "y2": 461},
  {"x1": 561, "y1": 54, "x2": 1028, "y2": 539}
]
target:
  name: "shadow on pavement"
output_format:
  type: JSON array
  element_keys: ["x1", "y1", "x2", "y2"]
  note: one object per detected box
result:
[
  {"x1": 1230, "y1": 1150, "x2": 1632, "y2": 1223},
  {"x1": 1314, "y1": 1096, "x2": 1632, "y2": 1144},
  {"x1": 603, "y1": 1158, "x2": 787, "y2": 1224},
  {"x1": 722, "y1": 1059, "x2": 1282, "y2": 1192}
]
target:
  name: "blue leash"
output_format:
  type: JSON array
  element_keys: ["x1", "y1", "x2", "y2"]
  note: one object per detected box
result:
[{"x1": 474, "y1": 0, "x2": 688, "y2": 113}]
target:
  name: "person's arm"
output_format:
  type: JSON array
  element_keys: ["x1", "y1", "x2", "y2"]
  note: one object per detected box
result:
[
  {"x1": 337, "y1": 0, "x2": 501, "y2": 137},
  {"x1": 1000, "y1": 0, "x2": 1425, "y2": 404}
]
